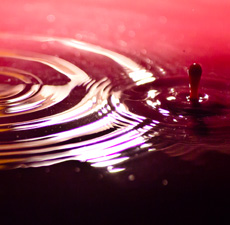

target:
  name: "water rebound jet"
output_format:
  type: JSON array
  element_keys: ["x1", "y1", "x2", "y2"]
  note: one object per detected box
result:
[{"x1": 188, "y1": 63, "x2": 202, "y2": 101}]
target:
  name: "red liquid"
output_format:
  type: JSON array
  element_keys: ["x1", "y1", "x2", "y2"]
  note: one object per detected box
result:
[
  {"x1": 188, "y1": 63, "x2": 202, "y2": 100},
  {"x1": 0, "y1": 0, "x2": 230, "y2": 224}
]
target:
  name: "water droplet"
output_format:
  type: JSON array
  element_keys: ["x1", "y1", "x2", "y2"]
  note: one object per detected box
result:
[
  {"x1": 162, "y1": 179, "x2": 168, "y2": 186},
  {"x1": 128, "y1": 174, "x2": 135, "y2": 181},
  {"x1": 188, "y1": 63, "x2": 202, "y2": 101},
  {"x1": 74, "y1": 167, "x2": 81, "y2": 173},
  {"x1": 46, "y1": 14, "x2": 56, "y2": 23}
]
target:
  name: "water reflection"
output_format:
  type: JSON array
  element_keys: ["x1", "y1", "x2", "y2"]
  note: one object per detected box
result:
[
  {"x1": 0, "y1": 33, "x2": 229, "y2": 172},
  {"x1": 0, "y1": 33, "x2": 154, "y2": 170}
]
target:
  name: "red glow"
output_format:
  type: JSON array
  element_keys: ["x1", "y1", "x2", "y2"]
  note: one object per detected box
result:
[{"x1": 0, "y1": 0, "x2": 229, "y2": 81}]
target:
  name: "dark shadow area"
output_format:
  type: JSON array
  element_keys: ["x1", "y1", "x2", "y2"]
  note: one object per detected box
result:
[{"x1": 0, "y1": 151, "x2": 230, "y2": 225}]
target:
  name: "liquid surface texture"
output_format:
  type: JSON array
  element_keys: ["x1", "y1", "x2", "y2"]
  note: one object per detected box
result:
[{"x1": 0, "y1": 33, "x2": 229, "y2": 172}]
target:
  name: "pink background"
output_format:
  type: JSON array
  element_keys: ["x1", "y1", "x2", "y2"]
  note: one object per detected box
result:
[{"x1": 1, "y1": 0, "x2": 230, "y2": 71}]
